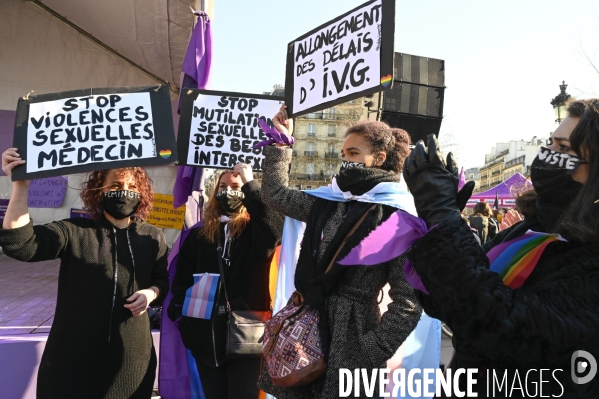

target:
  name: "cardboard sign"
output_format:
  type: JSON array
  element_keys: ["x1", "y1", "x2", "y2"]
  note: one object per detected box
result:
[
  {"x1": 28, "y1": 177, "x2": 68, "y2": 208},
  {"x1": 178, "y1": 89, "x2": 284, "y2": 171},
  {"x1": 147, "y1": 193, "x2": 185, "y2": 230},
  {"x1": 12, "y1": 85, "x2": 177, "y2": 180},
  {"x1": 285, "y1": 0, "x2": 395, "y2": 116}
]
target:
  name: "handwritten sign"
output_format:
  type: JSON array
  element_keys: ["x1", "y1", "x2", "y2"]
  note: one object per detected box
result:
[
  {"x1": 12, "y1": 85, "x2": 177, "y2": 180},
  {"x1": 178, "y1": 90, "x2": 284, "y2": 171},
  {"x1": 285, "y1": 0, "x2": 395, "y2": 116},
  {"x1": 147, "y1": 193, "x2": 185, "y2": 230},
  {"x1": 28, "y1": 176, "x2": 68, "y2": 208}
]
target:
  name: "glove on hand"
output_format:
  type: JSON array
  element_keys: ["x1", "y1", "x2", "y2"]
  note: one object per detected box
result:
[{"x1": 403, "y1": 134, "x2": 474, "y2": 227}]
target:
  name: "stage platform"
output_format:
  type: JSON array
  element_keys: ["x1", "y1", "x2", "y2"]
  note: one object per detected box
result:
[{"x1": 0, "y1": 254, "x2": 161, "y2": 399}]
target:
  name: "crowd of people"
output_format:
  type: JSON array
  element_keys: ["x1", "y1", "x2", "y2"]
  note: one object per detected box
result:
[{"x1": 1, "y1": 98, "x2": 598, "y2": 398}]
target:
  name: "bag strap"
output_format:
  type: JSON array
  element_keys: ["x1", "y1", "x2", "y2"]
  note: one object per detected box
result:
[
  {"x1": 216, "y1": 237, "x2": 231, "y2": 312},
  {"x1": 324, "y1": 204, "x2": 377, "y2": 274}
]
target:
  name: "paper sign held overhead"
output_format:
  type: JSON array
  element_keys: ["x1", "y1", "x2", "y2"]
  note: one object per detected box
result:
[
  {"x1": 285, "y1": 0, "x2": 395, "y2": 117},
  {"x1": 178, "y1": 89, "x2": 284, "y2": 171},
  {"x1": 12, "y1": 85, "x2": 177, "y2": 181}
]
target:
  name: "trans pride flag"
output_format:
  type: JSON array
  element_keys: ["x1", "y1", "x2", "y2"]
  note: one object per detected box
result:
[{"x1": 183, "y1": 273, "x2": 220, "y2": 319}]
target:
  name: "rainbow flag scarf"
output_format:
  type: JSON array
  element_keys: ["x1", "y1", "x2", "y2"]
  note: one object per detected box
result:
[{"x1": 486, "y1": 230, "x2": 566, "y2": 289}]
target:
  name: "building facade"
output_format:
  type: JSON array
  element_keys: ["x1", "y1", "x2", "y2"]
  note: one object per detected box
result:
[
  {"x1": 288, "y1": 100, "x2": 365, "y2": 189},
  {"x1": 476, "y1": 136, "x2": 544, "y2": 192}
]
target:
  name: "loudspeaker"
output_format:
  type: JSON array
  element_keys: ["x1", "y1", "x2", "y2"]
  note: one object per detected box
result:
[{"x1": 380, "y1": 53, "x2": 445, "y2": 143}]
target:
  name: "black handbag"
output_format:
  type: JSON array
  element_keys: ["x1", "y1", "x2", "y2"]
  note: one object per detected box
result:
[{"x1": 216, "y1": 237, "x2": 272, "y2": 358}]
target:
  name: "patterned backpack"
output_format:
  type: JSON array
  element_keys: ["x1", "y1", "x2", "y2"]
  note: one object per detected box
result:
[
  {"x1": 262, "y1": 205, "x2": 376, "y2": 387},
  {"x1": 262, "y1": 291, "x2": 326, "y2": 387}
]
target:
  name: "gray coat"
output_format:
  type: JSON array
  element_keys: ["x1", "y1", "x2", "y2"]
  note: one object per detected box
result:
[{"x1": 258, "y1": 146, "x2": 422, "y2": 399}]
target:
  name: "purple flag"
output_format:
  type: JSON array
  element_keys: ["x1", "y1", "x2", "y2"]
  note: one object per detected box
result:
[
  {"x1": 338, "y1": 211, "x2": 430, "y2": 293},
  {"x1": 458, "y1": 166, "x2": 466, "y2": 191},
  {"x1": 173, "y1": 9, "x2": 212, "y2": 210}
]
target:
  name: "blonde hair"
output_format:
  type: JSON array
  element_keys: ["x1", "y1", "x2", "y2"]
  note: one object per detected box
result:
[{"x1": 201, "y1": 171, "x2": 250, "y2": 243}]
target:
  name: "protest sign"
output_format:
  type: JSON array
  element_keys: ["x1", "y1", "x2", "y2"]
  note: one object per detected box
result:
[
  {"x1": 12, "y1": 85, "x2": 177, "y2": 181},
  {"x1": 178, "y1": 89, "x2": 284, "y2": 171},
  {"x1": 28, "y1": 176, "x2": 68, "y2": 208},
  {"x1": 285, "y1": 0, "x2": 395, "y2": 116},
  {"x1": 147, "y1": 193, "x2": 185, "y2": 230}
]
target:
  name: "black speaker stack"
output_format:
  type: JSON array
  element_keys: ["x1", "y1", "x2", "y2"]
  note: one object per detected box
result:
[{"x1": 379, "y1": 53, "x2": 445, "y2": 144}]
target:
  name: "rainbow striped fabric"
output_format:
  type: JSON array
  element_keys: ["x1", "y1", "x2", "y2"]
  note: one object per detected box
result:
[
  {"x1": 486, "y1": 231, "x2": 565, "y2": 289},
  {"x1": 182, "y1": 273, "x2": 220, "y2": 319}
]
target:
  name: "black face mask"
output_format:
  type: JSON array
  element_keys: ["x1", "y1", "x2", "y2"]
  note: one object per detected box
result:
[
  {"x1": 216, "y1": 189, "x2": 244, "y2": 214},
  {"x1": 530, "y1": 147, "x2": 584, "y2": 207},
  {"x1": 103, "y1": 190, "x2": 141, "y2": 219},
  {"x1": 339, "y1": 160, "x2": 366, "y2": 173}
]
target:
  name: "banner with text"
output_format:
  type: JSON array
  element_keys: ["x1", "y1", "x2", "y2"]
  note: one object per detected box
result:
[
  {"x1": 178, "y1": 89, "x2": 284, "y2": 171},
  {"x1": 285, "y1": 0, "x2": 395, "y2": 116},
  {"x1": 147, "y1": 193, "x2": 185, "y2": 230},
  {"x1": 28, "y1": 176, "x2": 68, "y2": 208},
  {"x1": 12, "y1": 85, "x2": 177, "y2": 181}
]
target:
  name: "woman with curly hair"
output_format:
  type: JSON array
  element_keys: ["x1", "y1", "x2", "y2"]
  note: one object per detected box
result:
[
  {"x1": 0, "y1": 151, "x2": 169, "y2": 399},
  {"x1": 168, "y1": 163, "x2": 283, "y2": 399}
]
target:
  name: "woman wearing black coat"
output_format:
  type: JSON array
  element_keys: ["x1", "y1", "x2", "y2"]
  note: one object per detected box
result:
[
  {"x1": 168, "y1": 163, "x2": 283, "y2": 399},
  {"x1": 0, "y1": 149, "x2": 169, "y2": 399},
  {"x1": 403, "y1": 99, "x2": 599, "y2": 398}
]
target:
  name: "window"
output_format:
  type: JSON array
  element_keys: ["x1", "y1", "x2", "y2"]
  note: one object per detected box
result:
[
  {"x1": 306, "y1": 163, "x2": 314, "y2": 179},
  {"x1": 328, "y1": 125, "x2": 336, "y2": 137},
  {"x1": 328, "y1": 108, "x2": 336, "y2": 119},
  {"x1": 307, "y1": 124, "x2": 315, "y2": 136},
  {"x1": 328, "y1": 144, "x2": 335, "y2": 153},
  {"x1": 307, "y1": 143, "x2": 315, "y2": 152}
]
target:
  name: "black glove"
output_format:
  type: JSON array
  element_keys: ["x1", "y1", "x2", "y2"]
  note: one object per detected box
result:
[
  {"x1": 444, "y1": 152, "x2": 476, "y2": 211},
  {"x1": 403, "y1": 134, "x2": 474, "y2": 227}
]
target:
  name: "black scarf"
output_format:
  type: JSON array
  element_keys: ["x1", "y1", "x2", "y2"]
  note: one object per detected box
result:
[{"x1": 294, "y1": 168, "x2": 399, "y2": 367}]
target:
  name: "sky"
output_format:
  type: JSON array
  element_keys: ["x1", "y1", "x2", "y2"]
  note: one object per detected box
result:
[{"x1": 209, "y1": 0, "x2": 599, "y2": 168}]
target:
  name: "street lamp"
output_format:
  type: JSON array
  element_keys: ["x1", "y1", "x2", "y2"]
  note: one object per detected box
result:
[{"x1": 550, "y1": 81, "x2": 571, "y2": 124}]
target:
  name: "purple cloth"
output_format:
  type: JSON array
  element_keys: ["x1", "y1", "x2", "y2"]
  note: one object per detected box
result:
[
  {"x1": 173, "y1": 10, "x2": 212, "y2": 210},
  {"x1": 161, "y1": 9, "x2": 213, "y2": 399},
  {"x1": 470, "y1": 173, "x2": 532, "y2": 200},
  {"x1": 252, "y1": 119, "x2": 295, "y2": 149},
  {"x1": 159, "y1": 221, "x2": 204, "y2": 399},
  {"x1": 173, "y1": 166, "x2": 204, "y2": 209},
  {"x1": 338, "y1": 210, "x2": 430, "y2": 293}
]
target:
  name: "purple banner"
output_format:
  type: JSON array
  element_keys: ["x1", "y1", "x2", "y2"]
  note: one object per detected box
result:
[
  {"x1": 70, "y1": 208, "x2": 92, "y2": 220},
  {"x1": 28, "y1": 177, "x2": 68, "y2": 208},
  {"x1": 0, "y1": 199, "x2": 9, "y2": 223}
]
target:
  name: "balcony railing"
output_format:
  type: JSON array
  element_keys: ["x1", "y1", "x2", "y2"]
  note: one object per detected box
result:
[
  {"x1": 307, "y1": 131, "x2": 315, "y2": 136},
  {"x1": 492, "y1": 170, "x2": 501, "y2": 176},
  {"x1": 480, "y1": 174, "x2": 488, "y2": 180},
  {"x1": 304, "y1": 151, "x2": 318, "y2": 158},
  {"x1": 324, "y1": 152, "x2": 339, "y2": 159},
  {"x1": 505, "y1": 155, "x2": 525, "y2": 168},
  {"x1": 300, "y1": 112, "x2": 350, "y2": 121},
  {"x1": 479, "y1": 184, "x2": 489, "y2": 190}
]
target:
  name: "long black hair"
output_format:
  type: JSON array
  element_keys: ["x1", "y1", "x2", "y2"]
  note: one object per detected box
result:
[{"x1": 560, "y1": 99, "x2": 599, "y2": 242}]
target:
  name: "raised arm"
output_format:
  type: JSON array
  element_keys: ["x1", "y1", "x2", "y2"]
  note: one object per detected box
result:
[
  {"x1": 260, "y1": 106, "x2": 317, "y2": 222},
  {"x1": 2, "y1": 148, "x2": 30, "y2": 229}
]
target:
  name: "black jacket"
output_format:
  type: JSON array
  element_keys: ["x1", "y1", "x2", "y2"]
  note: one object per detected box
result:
[
  {"x1": 167, "y1": 180, "x2": 283, "y2": 366},
  {"x1": 0, "y1": 216, "x2": 169, "y2": 399},
  {"x1": 408, "y1": 217, "x2": 599, "y2": 398}
]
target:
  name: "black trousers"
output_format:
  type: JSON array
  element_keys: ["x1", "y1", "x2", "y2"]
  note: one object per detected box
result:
[{"x1": 195, "y1": 357, "x2": 261, "y2": 399}]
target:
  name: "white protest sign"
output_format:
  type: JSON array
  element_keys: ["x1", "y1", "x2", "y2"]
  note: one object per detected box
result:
[
  {"x1": 178, "y1": 90, "x2": 284, "y2": 171},
  {"x1": 26, "y1": 93, "x2": 156, "y2": 173},
  {"x1": 286, "y1": 0, "x2": 395, "y2": 116}
]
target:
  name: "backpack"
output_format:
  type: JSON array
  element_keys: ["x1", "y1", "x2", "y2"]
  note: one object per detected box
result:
[{"x1": 468, "y1": 215, "x2": 490, "y2": 243}]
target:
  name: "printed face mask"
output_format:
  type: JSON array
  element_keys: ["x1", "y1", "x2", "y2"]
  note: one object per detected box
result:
[
  {"x1": 103, "y1": 190, "x2": 141, "y2": 219},
  {"x1": 216, "y1": 189, "x2": 244, "y2": 214},
  {"x1": 339, "y1": 160, "x2": 366, "y2": 172},
  {"x1": 530, "y1": 147, "x2": 583, "y2": 205}
]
